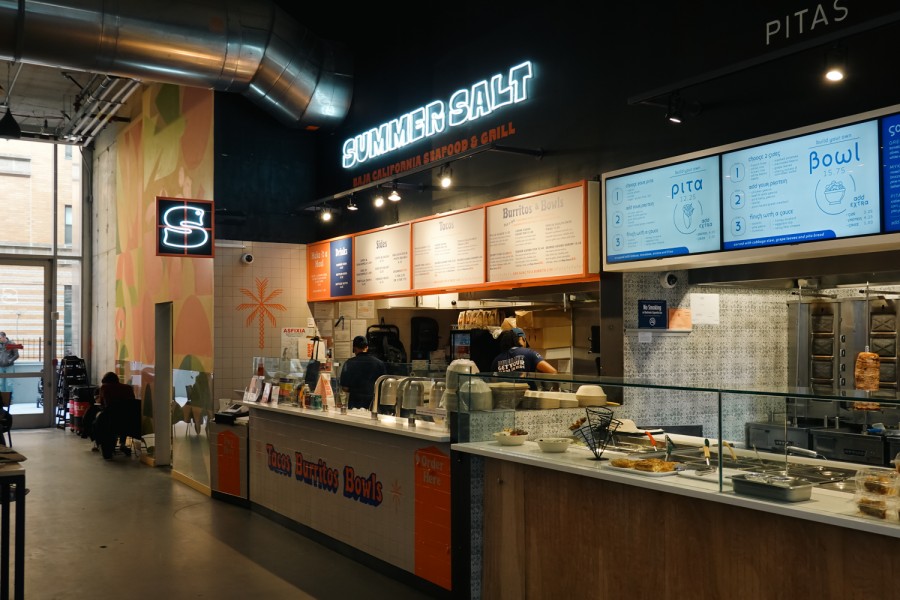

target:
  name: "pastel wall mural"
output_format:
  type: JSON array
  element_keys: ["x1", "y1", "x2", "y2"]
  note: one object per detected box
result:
[{"x1": 115, "y1": 83, "x2": 215, "y2": 486}]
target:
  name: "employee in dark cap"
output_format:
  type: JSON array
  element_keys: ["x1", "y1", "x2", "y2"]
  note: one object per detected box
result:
[
  {"x1": 490, "y1": 328, "x2": 557, "y2": 375},
  {"x1": 340, "y1": 336, "x2": 387, "y2": 410}
]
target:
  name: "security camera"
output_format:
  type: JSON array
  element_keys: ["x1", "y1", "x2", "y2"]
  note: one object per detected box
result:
[
  {"x1": 660, "y1": 272, "x2": 678, "y2": 289},
  {"x1": 240, "y1": 253, "x2": 254, "y2": 265}
]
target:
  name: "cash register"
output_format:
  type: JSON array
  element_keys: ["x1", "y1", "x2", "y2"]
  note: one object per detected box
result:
[{"x1": 214, "y1": 402, "x2": 250, "y2": 425}]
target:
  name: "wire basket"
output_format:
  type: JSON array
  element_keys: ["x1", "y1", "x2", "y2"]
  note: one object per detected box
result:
[{"x1": 574, "y1": 406, "x2": 619, "y2": 460}]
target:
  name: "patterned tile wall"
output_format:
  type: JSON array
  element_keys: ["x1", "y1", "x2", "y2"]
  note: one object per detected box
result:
[{"x1": 621, "y1": 270, "x2": 793, "y2": 443}]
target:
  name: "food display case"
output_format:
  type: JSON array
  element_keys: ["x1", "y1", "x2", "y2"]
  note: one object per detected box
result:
[
  {"x1": 452, "y1": 368, "x2": 900, "y2": 487},
  {"x1": 450, "y1": 371, "x2": 900, "y2": 600}
]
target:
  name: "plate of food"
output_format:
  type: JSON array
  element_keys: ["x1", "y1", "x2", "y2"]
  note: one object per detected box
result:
[
  {"x1": 493, "y1": 428, "x2": 528, "y2": 446},
  {"x1": 607, "y1": 457, "x2": 679, "y2": 476}
]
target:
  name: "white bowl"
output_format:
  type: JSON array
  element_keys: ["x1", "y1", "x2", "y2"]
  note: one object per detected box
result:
[
  {"x1": 536, "y1": 437, "x2": 571, "y2": 452},
  {"x1": 576, "y1": 384, "x2": 605, "y2": 396},
  {"x1": 575, "y1": 384, "x2": 607, "y2": 406},
  {"x1": 494, "y1": 431, "x2": 527, "y2": 446}
]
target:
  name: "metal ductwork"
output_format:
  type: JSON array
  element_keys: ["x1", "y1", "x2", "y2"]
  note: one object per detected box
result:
[{"x1": 0, "y1": 0, "x2": 353, "y2": 131}]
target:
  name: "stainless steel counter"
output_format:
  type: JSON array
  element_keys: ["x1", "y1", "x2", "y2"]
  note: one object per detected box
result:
[{"x1": 244, "y1": 400, "x2": 451, "y2": 442}]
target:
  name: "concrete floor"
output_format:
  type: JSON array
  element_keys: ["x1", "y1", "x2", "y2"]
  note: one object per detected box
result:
[{"x1": 12, "y1": 428, "x2": 441, "y2": 599}]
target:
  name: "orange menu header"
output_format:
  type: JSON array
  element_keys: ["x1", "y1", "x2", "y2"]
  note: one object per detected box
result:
[{"x1": 307, "y1": 180, "x2": 599, "y2": 302}]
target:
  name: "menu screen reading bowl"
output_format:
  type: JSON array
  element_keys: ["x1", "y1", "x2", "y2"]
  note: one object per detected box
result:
[
  {"x1": 721, "y1": 120, "x2": 880, "y2": 250},
  {"x1": 605, "y1": 156, "x2": 721, "y2": 263}
]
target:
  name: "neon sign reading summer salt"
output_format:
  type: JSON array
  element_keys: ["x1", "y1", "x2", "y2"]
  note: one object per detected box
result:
[{"x1": 341, "y1": 61, "x2": 534, "y2": 169}]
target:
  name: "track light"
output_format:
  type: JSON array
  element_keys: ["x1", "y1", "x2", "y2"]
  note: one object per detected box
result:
[
  {"x1": 439, "y1": 164, "x2": 453, "y2": 188},
  {"x1": 388, "y1": 182, "x2": 401, "y2": 202},
  {"x1": 346, "y1": 194, "x2": 358, "y2": 211},
  {"x1": 664, "y1": 91, "x2": 701, "y2": 124},
  {"x1": 825, "y1": 46, "x2": 845, "y2": 82},
  {"x1": 373, "y1": 189, "x2": 385, "y2": 207},
  {"x1": 0, "y1": 106, "x2": 21, "y2": 139},
  {"x1": 320, "y1": 207, "x2": 332, "y2": 222},
  {"x1": 665, "y1": 93, "x2": 683, "y2": 124}
]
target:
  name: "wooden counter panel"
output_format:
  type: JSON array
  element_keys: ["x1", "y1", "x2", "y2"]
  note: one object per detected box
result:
[{"x1": 483, "y1": 458, "x2": 900, "y2": 599}]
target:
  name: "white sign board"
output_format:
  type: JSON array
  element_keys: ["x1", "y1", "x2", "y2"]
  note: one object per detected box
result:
[
  {"x1": 413, "y1": 209, "x2": 485, "y2": 289},
  {"x1": 354, "y1": 225, "x2": 411, "y2": 295},
  {"x1": 486, "y1": 185, "x2": 585, "y2": 281}
]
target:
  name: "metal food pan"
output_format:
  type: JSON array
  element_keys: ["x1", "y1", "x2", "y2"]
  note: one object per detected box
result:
[{"x1": 731, "y1": 474, "x2": 813, "y2": 502}]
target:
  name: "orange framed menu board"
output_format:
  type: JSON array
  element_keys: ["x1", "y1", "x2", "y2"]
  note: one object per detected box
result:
[
  {"x1": 412, "y1": 208, "x2": 486, "y2": 292},
  {"x1": 307, "y1": 236, "x2": 354, "y2": 302},
  {"x1": 354, "y1": 224, "x2": 412, "y2": 296},
  {"x1": 486, "y1": 182, "x2": 598, "y2": 283},
  {"x1": 306, "y1": 181, "x2": 598, "y2": 302}
]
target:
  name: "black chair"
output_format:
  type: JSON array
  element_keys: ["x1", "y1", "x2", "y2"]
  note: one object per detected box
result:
[
  {"x1": 97, "y1": 398, "x2": 141, "y2": 459},
  {"x1": 0, "y1": 408, "x2": 11, "y2": 447},
  {"x1": 0, "y1": 392, "x2": 11, "y2": 446}
]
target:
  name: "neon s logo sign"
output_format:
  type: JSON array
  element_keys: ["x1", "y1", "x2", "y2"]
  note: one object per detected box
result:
[
  {"x1": 162, "y1": 206, "x2": 209, "y2": 249},
  {"x1": 156, "y1": 197, "x2": 215, "y2": 258}
]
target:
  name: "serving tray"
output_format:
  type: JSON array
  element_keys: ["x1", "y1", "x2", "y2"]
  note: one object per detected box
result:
[{"x1": 731, "y1": 473, "x2": 813, "y2": 502}]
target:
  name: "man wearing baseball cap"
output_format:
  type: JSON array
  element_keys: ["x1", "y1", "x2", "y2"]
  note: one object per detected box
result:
[{"x1": 339, "y1": 335, "x2": 387, "y2": 410}]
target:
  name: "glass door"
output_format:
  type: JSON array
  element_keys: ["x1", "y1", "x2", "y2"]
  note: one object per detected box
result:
[{"x1": 0, "y1": 260, "x2": 55, "y2": 428}]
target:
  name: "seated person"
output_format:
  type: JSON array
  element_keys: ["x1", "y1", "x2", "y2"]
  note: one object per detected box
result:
[{"x1": 97, "y1": 372, "x2": 137, "y2": 458}]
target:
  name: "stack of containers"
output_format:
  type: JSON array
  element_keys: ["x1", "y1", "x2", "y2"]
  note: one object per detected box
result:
[
  {"x1": 854, "y1": 467, "x2": 898, "y2": 520},
  {"x1": 443, "y1": 359, "x2": 479, "y2": 411}
]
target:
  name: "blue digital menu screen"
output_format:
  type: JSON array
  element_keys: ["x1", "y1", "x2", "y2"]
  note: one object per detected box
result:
[
  {"x1": 881, "y1": 113, "x2": 900, "y2": 232},
  {"x1": 605, "y1": 156, "x2": 721, "y2": 263},
  {"x1": 721, "y1": 120, "x2": 880, "y2": 250}
]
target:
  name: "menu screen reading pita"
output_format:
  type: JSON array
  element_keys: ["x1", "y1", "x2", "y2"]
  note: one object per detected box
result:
[
  {"x1": 605, "y1": 156, "x2": 721, "y2": 263},
  {"x1": 721, "y1": 120, "x2": 880, "y2": 249}
]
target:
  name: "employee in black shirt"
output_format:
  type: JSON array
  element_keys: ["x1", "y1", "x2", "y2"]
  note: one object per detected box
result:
[
  {"x1": 491, "y1": 328, "x2": 557, "y2": 374},
  {"x1": 340, "y1": 336, "x2": 387, "y2": 410}
]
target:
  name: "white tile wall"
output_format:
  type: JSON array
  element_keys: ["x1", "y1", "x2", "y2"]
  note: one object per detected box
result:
[{"x1": 213, "y1": 241, "x2": 312, "y2": 403}]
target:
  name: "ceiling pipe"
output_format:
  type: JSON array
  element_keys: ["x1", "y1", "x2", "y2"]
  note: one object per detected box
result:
[
  {"x1": 0, "y1": 0, "x2": 353, "y2": 130},
  {"x1": 82, "y1": 79, "x2": 142, "y2": 147}
]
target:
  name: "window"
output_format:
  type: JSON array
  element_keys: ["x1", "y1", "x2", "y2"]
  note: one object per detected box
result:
[
  {"x1": 64, "y1": 205, "x2": 73, "y2": 246},
  {"x1": 0, "y1": 155, "x2": 31, "y2": 176},
  {"x1": 63, "y1": 285, "x2": 72, "y2": 355}
]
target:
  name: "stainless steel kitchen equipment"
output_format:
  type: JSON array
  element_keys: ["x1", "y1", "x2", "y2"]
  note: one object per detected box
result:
[
  {"x1": 745, "y1": 422, "x2": 812, "y2": 452},
  {"x1": 782, "y1": 295, "x2": 900, "y2": 466},
  {"x1": 811, "y1": 427, "x2": 886, "y2": 466},
  {"x1": 788, "y1": 296, "x2": 899, "y2": 393}
]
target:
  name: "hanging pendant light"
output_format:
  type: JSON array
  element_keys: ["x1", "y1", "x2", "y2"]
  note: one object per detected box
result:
[
  {"x1": 0, "y1": 106, "x2": 21, "y2": 139},
  {"x1": 439, "y1": 164, "x2": 453, "y2": 188},
  {"x1": 388, "y1": 181, "x2": 401, "y2": 202}
]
